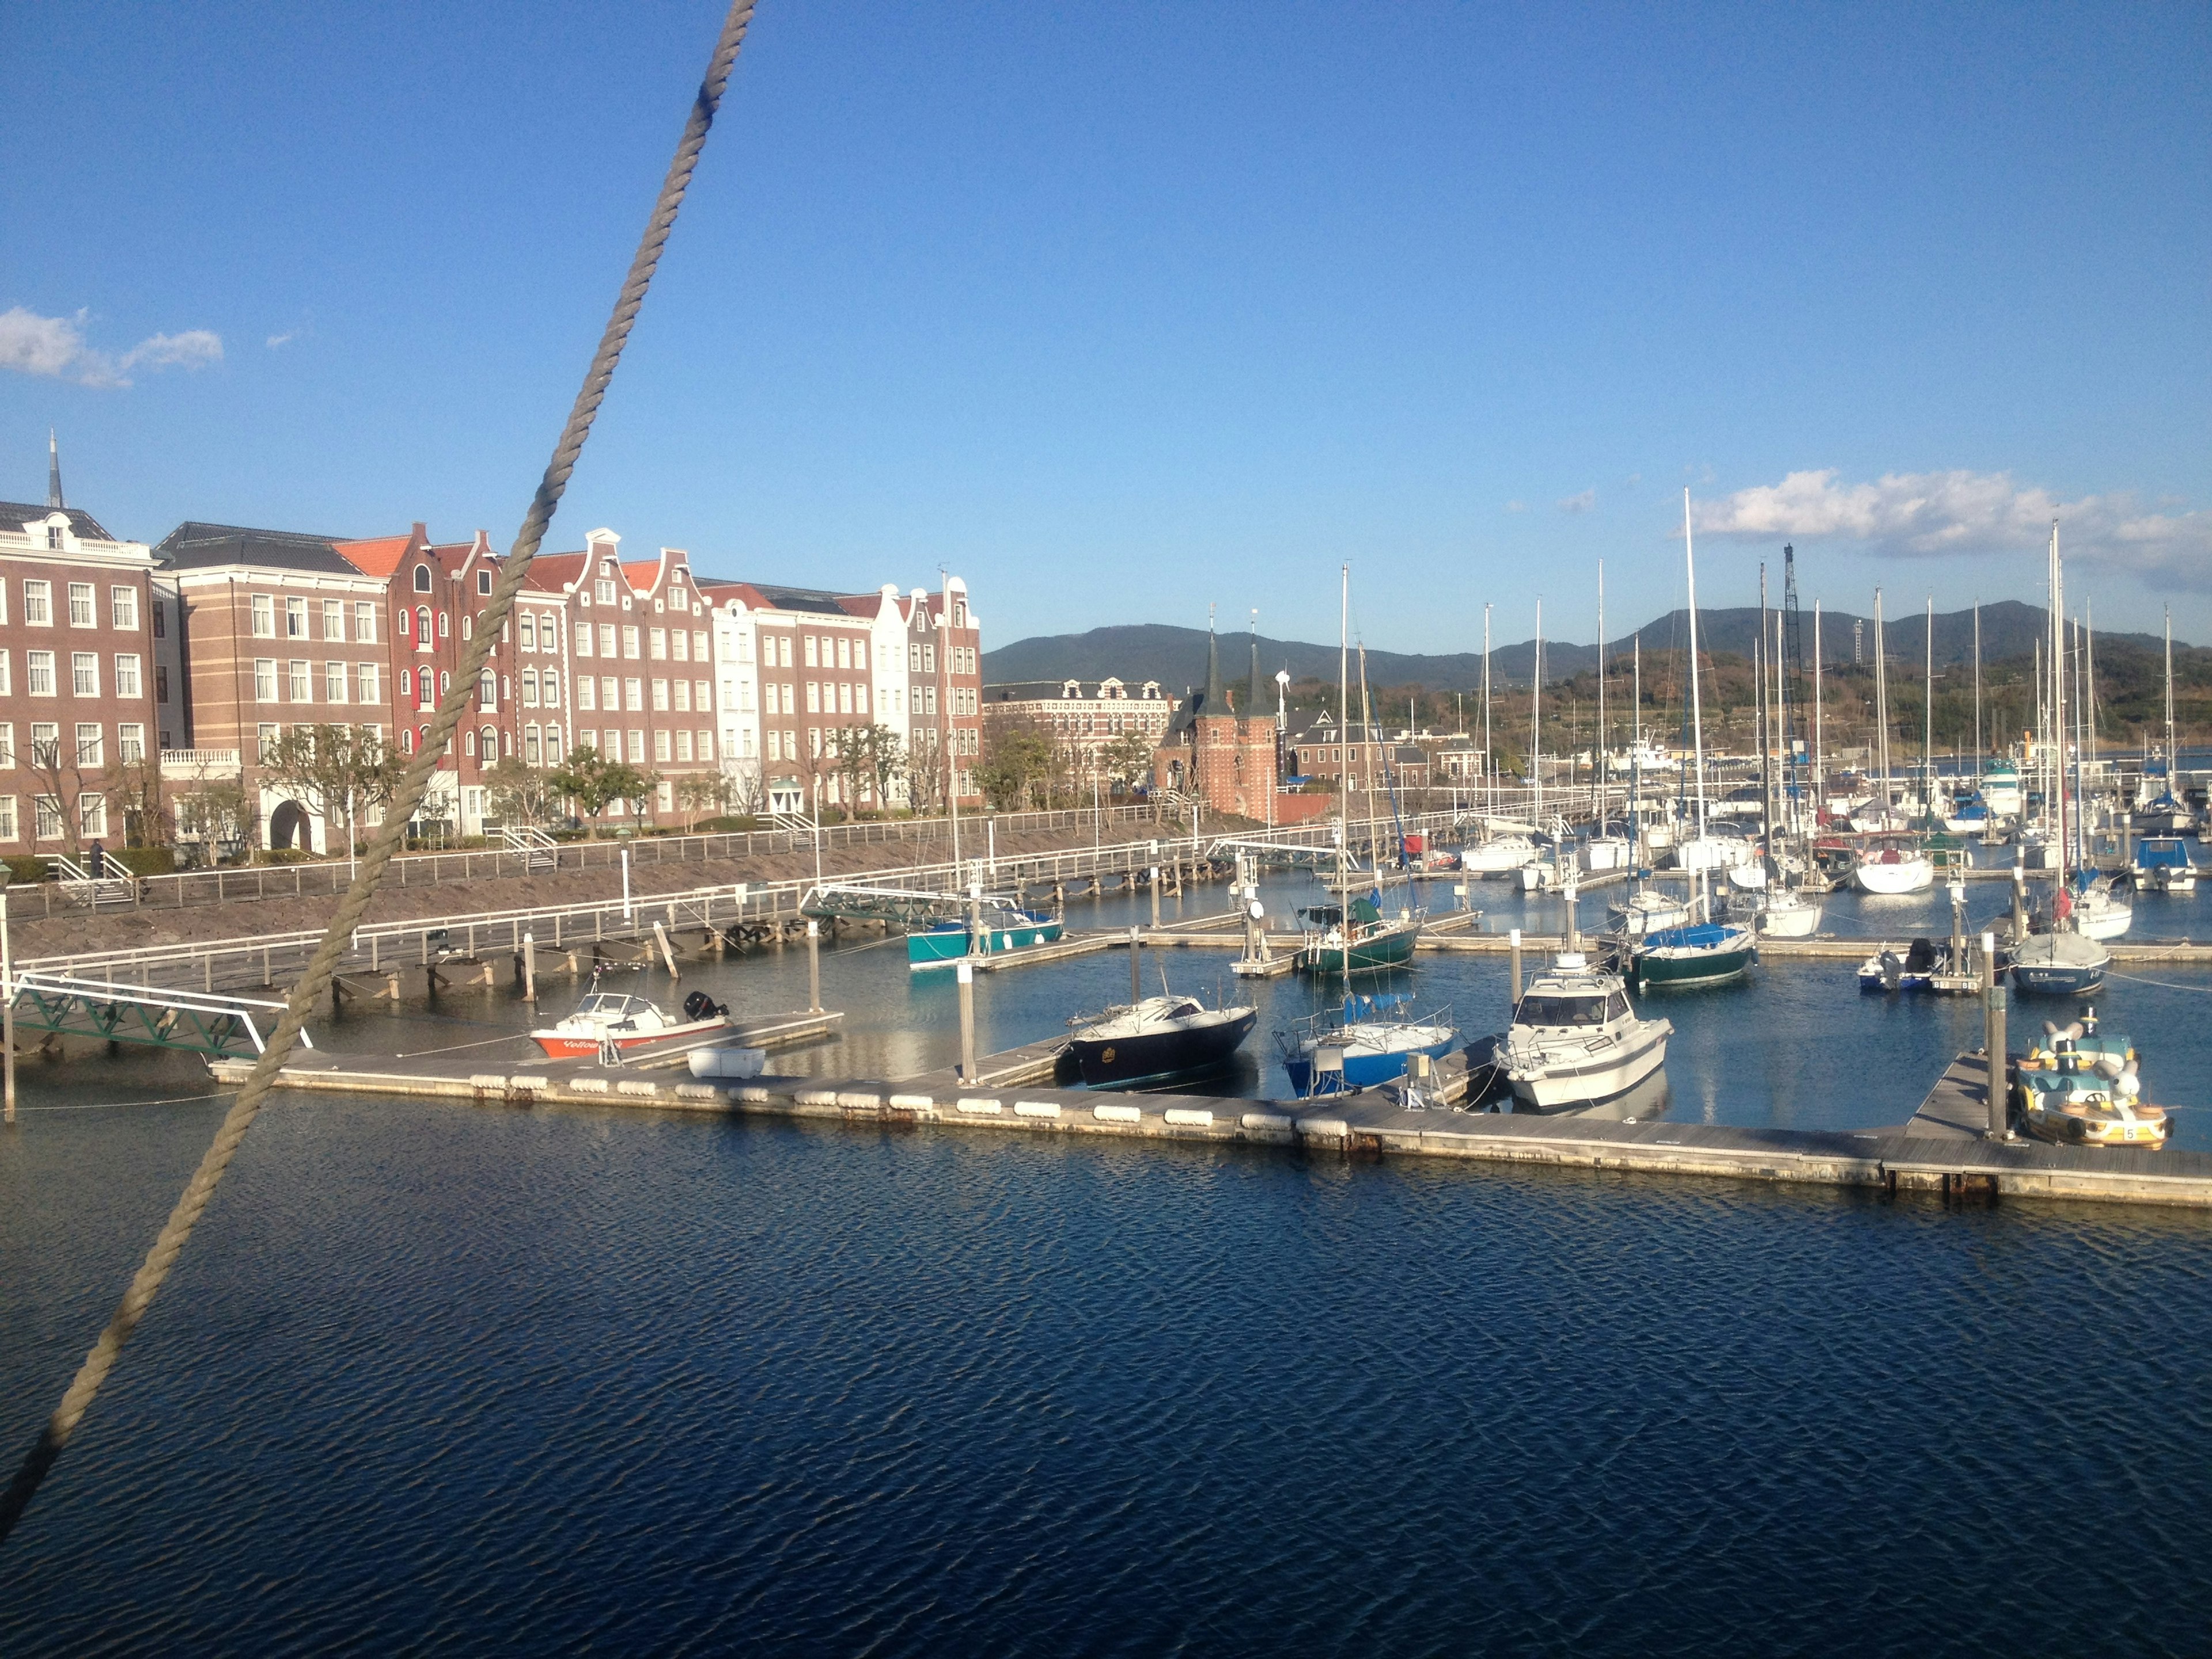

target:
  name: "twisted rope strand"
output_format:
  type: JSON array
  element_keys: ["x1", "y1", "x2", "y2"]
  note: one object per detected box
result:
[{"x1": 0, "y1": 0, "x2": 759, "y2": 1547}]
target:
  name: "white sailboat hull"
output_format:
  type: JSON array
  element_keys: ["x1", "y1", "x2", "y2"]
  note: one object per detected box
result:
[
  {"x1": 1855, "y1": 856, "x2": 1934, "y2": 894},
  {"x1": 1758, "y1": 899, "x2": 1823, "y2": 938}
]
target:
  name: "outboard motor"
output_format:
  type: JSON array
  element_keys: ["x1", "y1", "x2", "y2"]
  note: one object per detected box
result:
[{"x1": 683, "y1": 990, "x2": 728, "y2": 1022}]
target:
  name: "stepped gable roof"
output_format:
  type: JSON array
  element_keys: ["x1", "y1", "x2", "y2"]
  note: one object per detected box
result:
[{"x1": 1, "y1": 501, "x2": 117, "y2": 541}]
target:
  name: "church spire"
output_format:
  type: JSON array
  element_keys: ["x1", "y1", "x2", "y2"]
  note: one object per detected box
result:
[
  {"x1": 47, "y1": 428, "x2": 64, "y2": 509},
  {"x1": 1203, "y1": 604, "x2": 1224, "y2": 714}
]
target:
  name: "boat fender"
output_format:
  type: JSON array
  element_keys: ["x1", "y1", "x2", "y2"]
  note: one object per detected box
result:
[{"x1": 683, "y1": 990, "x2": 729, "y2": 1021}]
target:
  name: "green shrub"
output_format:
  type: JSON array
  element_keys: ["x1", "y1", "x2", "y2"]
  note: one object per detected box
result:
[
  {"x1": 696, "y1": 815, "x2": 761, "y2": 833},
  {"x1": 4, "y1": 855, "x2": 50, "y2": 884},
  {"x1": 113, "y1": 846, "x2": 177, "y2": 878},
  {"x1": 254, "y1": 847, "x2": 316, "y2": 866}
]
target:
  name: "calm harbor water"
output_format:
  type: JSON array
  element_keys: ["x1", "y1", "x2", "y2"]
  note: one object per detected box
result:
[{"x1": 4, "y1": 864, "x2": 2211, "y2": 1653}]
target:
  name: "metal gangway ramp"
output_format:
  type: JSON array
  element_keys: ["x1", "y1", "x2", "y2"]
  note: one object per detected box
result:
[
  {"x1": 799, "y1": 882, "x2": 975, "y2": 926},
  {"x1": 7, "y1": 973, "x2": 312, "y2": 1058}
]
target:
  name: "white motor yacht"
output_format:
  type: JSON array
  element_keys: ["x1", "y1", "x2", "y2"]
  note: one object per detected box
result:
[
  {"x1": 1498, "y1": 952, "x2": 1672, "y2": 1112},
  {"x1": 1463, "y1": 834, "x2": 1539, "y2": 875}
]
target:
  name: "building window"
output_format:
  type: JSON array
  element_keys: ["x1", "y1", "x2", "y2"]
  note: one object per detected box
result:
[
  {"x1": 479, "y1": 671, "x2": 497, "y2": 711},
  {"x1": 623, "y1": 626, "x2": 640, "y2": 659},
  {"x1": 805, "y1": 683, "x2": 819, "y2": 714},
  {"x1": 855, "y1": 683, "x2": 869, "y2": 715},
  {"x1": 421, "y1": 674, "x2": 438, "y2": 709},
  {"x1": 838, "y1": 684, "x2": 853, "y2": 715},
  {"x1": 358, "y1": 664, "x2": 381, "y2": 703},
  {"x1": 652, "y1": 679, "x2": 670, "y2": 713},
  {"x1": 286, "y1": 596, "x2": 307, "y2": 638},
  {"x1": 578, "y1": 677, "x2": 596, "y2": 711},
  {"x1": 438, "y1": 611, "x2": 449, "y2": 640},
  {"x1": 287, "y1": 661, "x2": 310, "y2": 701},
  {"x1": 119, "y1": 724, "x2": 145, "y2": 764},
  {"x1": 257, "y1": 723, "x2": 279, "y2": 763},
  {"x1": 35, "y1": 796, "x2": 63, "y2": 841},
  {"x1": 78, "y1": 794, "x2": 108, "y2": 838},
  {"x1": 255, "y1": 660, "x2": 278, "y2": 701},
  {"x1": 323, "y1": 599, "x2": 344, "y2": 640},
  {"x1": 522, "y1": 669, "x2": 539, "y2": 707},
  {"x1": 464, "y1": 730, "x2": 477, "y2": 758},
  {"x1": 543, "y1": 671, "x2": 559, "y2": 706},
  {"x1": 23, "y1": 650, "x2": 54, "y2": 696},
  {"x1": 0, "y1": 796, "x2": 14, "y2": 840},
  {"x1": 73, "y1": 652, "x2": 99, "y2": 695},
  {"x1": 399, "y1": 668, "x2": 413, "y2": 700},
  {"x1": 628, "y1": 729, "x2": 645, "y2": 763},
  {"x1": 75, "y1": 723, "x2": 103, "y2": 766},
  {"x1": 24, "y1": 580, "x2": 52, "y2": 626},
  {"x1": 67, "y1": 582, "x2": 95, "y2": 627},
  {"x1": 520, "y1": 613, "x2": 536, "y2": 652},
  {"x1": 29, "y1": 724, "x2": 58, "y2": 766},
  {"x1": 804, "y1": 636, "x2": 818, "y2": 669},
  {"x1": 0, "y1": 726, "x2": 12, "y2": 767},
  {"x1": 251, "y1": 594, "x2": 275, "y2": 637},
  {"x1": 325, "y1": 661, "x2": 347, "y2": 702},
  {"x1": 596, "y1": 575, "x2": 617, "y2": 604},
  {"x1": 414, "y1": 565, "x2": 432, "y2": 592},
  {"x1": 417, "y1": 605, "x2": 431, "y2": 643},
  {"x1": 114, "y1": 653, "x2": 141, "y2": 697},
  {"x1": 397, "y1": 606, "x2": 411, "y2": 639},
  {"x1": 600, "y1": 624, "x2": 616, "y2": 658},
  {"x1": 354, "y1": 601, "x2": 378, "y2": 643},
  {"x1": 544, "y1": 728, "x2": 562, "y2": 765},
  {"x1": 625, "y1": 678, "x2": 643, "y2": 711},
  {"x1": 109, "y1": 586, "x2": 139, "y2": 631},
  {"x1": 673, "y1": 680, "x2": 690, "y2": 714},
  {"x1": 654, "y1": 730, "x2": 673, "y2": 763},
  {"x1": 649, "y1": 628, "x2": 667, "y2": 661},
  {"x1": 575, "y1": 620, "x2": 592, "y2": 658},
  {"x1": 676, "y1": 730, "x2": 692, "y2": 763},
  {"x1": 0, "y1": 652, "x2": 11, "y2": 697},
  {"x1": 698, "y1": 729, "x2": 714, "y2": 761},
  {"x1": 524, "y1": 726, "x2": 541, "y2": 765},
  {"x1": 671, "y1": 628, "x2": 688, "y2": 664},
  {"x1": 400, "y1": 728, "x2": 415, "y2": 756},
  {"x1": 478, "y1": 569, "x2": 493, "y2": 596}
]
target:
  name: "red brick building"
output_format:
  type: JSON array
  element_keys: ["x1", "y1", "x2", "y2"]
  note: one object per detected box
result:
[
  {"x1": 1153, "y1": 627, "x2": 1287, "y2": 823},
  {"x1": 0, "y1": 493, "x2": 159, "y2": 856}
]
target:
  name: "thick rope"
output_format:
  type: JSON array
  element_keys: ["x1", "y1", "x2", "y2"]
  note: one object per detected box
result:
[{"x1": 0, "y1": 0, "x2": 759, "y2": 1547}]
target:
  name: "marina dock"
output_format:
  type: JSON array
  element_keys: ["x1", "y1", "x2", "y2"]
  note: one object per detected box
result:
[{"x1": 203, "y1": 1034, "x2": 2212, "y2": 1211}]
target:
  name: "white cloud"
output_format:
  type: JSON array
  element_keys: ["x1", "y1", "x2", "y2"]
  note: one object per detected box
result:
[
  {"x1": 1694, "y1": 467, "x2": 2212, "y2": 591},
  {"x1": 1505, "y1": 499, "x2": 1528, "y2": 513},
  {"x1": 267, "y1": 331, "x2": 297, "y2": 350},
  {"x1": 1558, "y1": 488, "x2": 1596, "y2": 514},
  {"x1": 0, "y1": 305, "x2": 224, "y2": 388}
]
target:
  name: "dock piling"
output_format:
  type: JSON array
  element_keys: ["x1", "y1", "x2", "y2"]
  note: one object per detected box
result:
[
  {"x1": 1150, "y1": 866, "x2": 1161, "y2": 929},
  {"x1": 957, "y1": 960, "x2": 976, "y2": 1080},
  {"x1": 653, "y1": 921, "x2": 680, "y2": 979},
  {"x1": 522, "y1": 931, "x2": 537, "y2": 1002},
  {"x1": 806, "y1": 919, "x2": 821, "y2": 1013},
  {"x1": 1509, "y1": 928, "x2": 1522, "y2": 1007},
  {"x1": 1983, "y1": 936, "x2": 2009, "y2": 1140},
  {"x1": 2011, "y1": 867, "x2": 2027, "y2": 941},
  {"x1": 1130, "y1": 926, "x2": 1141, "y2": 1006}
]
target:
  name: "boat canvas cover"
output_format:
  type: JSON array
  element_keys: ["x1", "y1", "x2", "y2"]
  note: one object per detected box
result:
[
  {"x1": 1642, "y1": 922, "x2": 1738, "y2": 952},
  {"x1": 2137, "y1": 839, "x2": 2191, "y2": 869}
]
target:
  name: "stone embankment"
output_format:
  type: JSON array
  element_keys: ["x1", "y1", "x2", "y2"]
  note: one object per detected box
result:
[{"x1": 12, "y1": 820, "x2": 1182, "y2": 962}]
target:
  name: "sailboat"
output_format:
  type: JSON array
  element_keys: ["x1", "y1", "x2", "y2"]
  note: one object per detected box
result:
[
  {"x1": 2012, "y1": 522, "x2": 2113, "y2": 997},
  {"x1": 1854, "y1": 589, "x2": 1936, "y2": 894},
  {"x1": 1626, "y1": 494, "x2": 1759, "y2": 990},
  {"x1": 2136, "y1": 607, "x2": 2196, "y2": 835},
  {"x1": 1294, "y1": 567, "x2": 1425, "y2": 975}
]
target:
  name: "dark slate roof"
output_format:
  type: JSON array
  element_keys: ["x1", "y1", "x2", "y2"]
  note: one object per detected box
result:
[
  {"x1": 740, "y1": 582, "x2": 863, "y2": 618},
  {"x1": 153, "y1": 520, "x2": 358, "y2": 574},
  {"x1": 987, "y1": 679, "x2": 1169, "y2": 703},
  {"x1": 0, "y1": 501, "x2": 116, "y2": 541}
]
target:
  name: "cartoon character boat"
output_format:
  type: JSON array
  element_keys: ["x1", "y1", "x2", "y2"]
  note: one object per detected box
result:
[{"x1": 2014, "y1": 1008, "x2": 2168, "y2": 1150}]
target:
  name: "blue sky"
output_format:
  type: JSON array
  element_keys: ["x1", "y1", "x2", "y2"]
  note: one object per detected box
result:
[{"x1": 3, "y1": 1, "x2": 2208, "y2": 651}]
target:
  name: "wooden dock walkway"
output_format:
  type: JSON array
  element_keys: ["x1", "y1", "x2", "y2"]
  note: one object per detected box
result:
[{"x1": 1906, "y1": 1051, "x2": 2008, "y2": 1141}]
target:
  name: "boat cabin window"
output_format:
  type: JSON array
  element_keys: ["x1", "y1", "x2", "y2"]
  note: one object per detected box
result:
[
  {"x1": 1514, "y1": 994, "x2": 1608, "y2": 1027},
  {"x1": 1605, "y1": 991, "x2": 1630, "y2": 1020}
]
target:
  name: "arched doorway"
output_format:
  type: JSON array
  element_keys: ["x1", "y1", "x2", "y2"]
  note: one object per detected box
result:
[{"x1": 268, "y1": 800, "x2": 313, "y2": 852}]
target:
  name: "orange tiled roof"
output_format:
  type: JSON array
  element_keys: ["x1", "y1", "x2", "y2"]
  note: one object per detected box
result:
[
  {"x1": 331, "y1": 533, "x2": 414, "y2": 577},
  {"x1": 523, "y1": 552, "x2": 588, "y2": 592}
]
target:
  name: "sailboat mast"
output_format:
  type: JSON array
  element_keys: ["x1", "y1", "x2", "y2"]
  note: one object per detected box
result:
[
  {"x1": 2167, "y1": 605, "x2": 2177, "y2": 774},
  {"x1": 1812, "y1": 600, "x2": 1824, "y2": 824},
  {"x1": 1873, "y1": 589, "x2": 1889, "y2": 816},
  {"x1": 1923, "y1": 594, "x2": 1933, "y2": 823},
  {"x1": 2050, "y1": 521, "x2": 2066, "y2": 882},
  {"x1": 1532, "y1": 598, "x2": 1544, "y2": 827},
  {"x1": 1758, "y1": 561, "x2": 1772, "y2": 855},
  {"x1": 1482, "y1": 603, "x2": 1493, "y2": 816},
  {"x1": 1338, "y1": 563, "x2": 1349, "y2": 879},
  {"x1": 1973, "y1": 601, "x2": 1983, "y2": 780},
  {"x1": 1596, "y1": 560, "x2": 1607, "y2": 821},
  {"x1": 1683, "y1": 490, "x2": 1707, "y2": 840}
]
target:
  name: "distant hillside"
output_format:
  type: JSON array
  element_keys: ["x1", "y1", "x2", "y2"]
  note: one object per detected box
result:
[{"x1": 983, "y1": 601, "x2": 2170, "y2": 694}]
